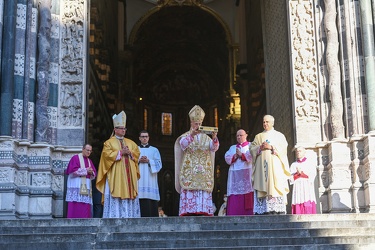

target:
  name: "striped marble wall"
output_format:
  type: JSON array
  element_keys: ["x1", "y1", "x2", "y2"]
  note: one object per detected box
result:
[{"x1": 0, "y1": 0, "x2": 88, "y2": 219}]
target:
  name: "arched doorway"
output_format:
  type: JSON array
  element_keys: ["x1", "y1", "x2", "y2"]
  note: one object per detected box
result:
[{"x1": 128, "y1": 4, "x2": 232, "y2": 215}]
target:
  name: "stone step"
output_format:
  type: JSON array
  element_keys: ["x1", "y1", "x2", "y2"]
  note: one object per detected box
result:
[
  {"x1": 0, "y1": 243, "x2": 373, "y2": 250},
  {"x1": 1, "y1": 229, "x2": 375, "y2": 249},
  {"x1": 1, "y1": 237, "x2": 374, "y2": 250},
  {"x1": 2, "y1": 219, "x2": 374, "y2": 234},
  {"x1": 2, "y1": 213, "x2": 375, "y2": 226},
  {"x1": 0, "y1": 214, "x2": 374, "y2": 249},
  {"x1": 75, "y1": 236, "x2": 375, "y2": 249},
  {"x1": 1, "y1": 227, "x2": 374, "y2": 240},
  {"x1": 1, "y1": 215, "x2": 375, "y2": 229}
]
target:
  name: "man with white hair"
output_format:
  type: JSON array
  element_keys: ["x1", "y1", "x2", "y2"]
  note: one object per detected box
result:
[{"x1": 250, "y1": 115, "x2": 291, "y2": 214}]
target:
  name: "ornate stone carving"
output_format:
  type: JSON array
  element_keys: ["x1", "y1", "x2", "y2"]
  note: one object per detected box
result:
[
  {"x1": 363, "y1": 157, "x2": 372, "y2": 181},
  {"x1": 31, "y1": 173, "x2": 51, "y2": 187},
  {"x1": 28, "y1": 147, "x2": 50, "y2": 155},
  {"x1": 0, "y1": 169, "x2": 11, "y2": 182},
  {"x1": 321, "y1": 167, "x2": 332, "y2": 188},
  {"x1": 60, "y1": 0, "x2": 85, "y2": 82},
  {"x1": 16, "y1": 171, "x2": 28, "y2": 186},
  {"x1": 59, "y1": 0, "x2": 85, "y2": 128},
  {"x1": 52, "y1": 175, "x2": 63, "y2": 190},
  {"x1": 289, "y1": 0, "x2": 320, "y2": 122},
  {"x1": 59, "y1": 82, "x2": 82, "y2": 126}
]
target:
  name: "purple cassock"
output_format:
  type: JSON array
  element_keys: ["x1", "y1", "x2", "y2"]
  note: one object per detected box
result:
[
  {"x1": 65, "y1": 154, "x2": 97, "y2": 218},
  {"x1": 224, "y1": 141, "x2": 254, "y2": 216}
]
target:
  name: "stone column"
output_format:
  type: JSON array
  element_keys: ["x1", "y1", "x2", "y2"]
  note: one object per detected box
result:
[
  {"x1": 337, "y1": 1, "x2": 363, "y2": 136},
  {"x1": 35, "y1": 0, "x2": 51, "y2": 143},
  {"x1": 13, "y1": 0, "x2": 28, "y2": 139},
  {"x1": 46, "y1": 4, "x2": 61, "y2": 145},
  {"x1": 0, "y1": 0, "x2": 4, "y2": 69},
  {"x1": 22, "y1": 0, "x2": 36, "y2": 140},
  {"x1": 363, "y1": 134, "x2": 375, "y2": 212},
  {"x1": 324, "y1": 0, "x2": 345, "y2": 139},
  {"x1": 316, "y1": 143, "x2": 330, "y2": 213},
  {"x1": 349, "y1": 136, "x2": 365, "y2": 213},
  {"x1": 360, "y1": 0, "x2": 375, "y2": 132},
  {"x1": 27, "y1": 6, "x2": 38, "y2": 141},
  {"x1": 0, "y1": 1, "x2": 17, "y2": 136}
]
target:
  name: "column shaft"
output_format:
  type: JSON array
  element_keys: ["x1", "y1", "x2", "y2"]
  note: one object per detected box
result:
[
  {"x1": 360, "y1": 0, "x2": 375, "y2": 131},
  {"x1": 0, "y1": 1, "x2": 17, "y2": 135}
]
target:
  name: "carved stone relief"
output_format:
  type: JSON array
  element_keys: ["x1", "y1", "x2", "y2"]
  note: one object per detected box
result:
[
  {"x1": 31, "y1": 173, "x2": 51, "y2": 187},
  {"x1": 363, "y1": 157, "x2": 373, "y2": 181},
  {"x1": 321, "y1": 167, "x2": 332, "y2": 188},
  {"x1": 59, "y1": 0, "x2": 85, "y2": 128},
  {"x1": 0, "y1": 169, "x2": 11, "y2": 183},
  {"x1": 52, "y1": 175, "x2": 63, "y2": 191},
  {"x1": 289, "y1": 0, "x2": 319, "y2": 122},
  {"x1": 59, "y1": 82, "x2": 83, "y2": 126},
  {"x1": 16, "y1": 171, "x2": 28, "y2": 186},
  {"x1": 60, "y1": 0, "x2": 84, "y2": 82},
  {"x1": 28, "y1": 147, "x2": 50, "y2": 156}
]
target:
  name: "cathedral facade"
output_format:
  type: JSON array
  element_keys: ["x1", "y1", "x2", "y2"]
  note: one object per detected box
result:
[{"x1": 0, "y1": 0, "x2": 374, "y2": 218}]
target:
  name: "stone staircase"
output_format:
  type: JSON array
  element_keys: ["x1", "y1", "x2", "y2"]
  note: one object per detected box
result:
[{"x1": 0, "y1": 214, "x2": 375, "y2": 249}]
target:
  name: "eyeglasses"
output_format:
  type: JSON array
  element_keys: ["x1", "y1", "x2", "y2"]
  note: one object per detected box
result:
[
  {"x1": 140, "y1": 136, "x2": 149, "y2": 138},
  {"x1": 115, "y1": 127, "x2": 127, "y2": 130},
  {"x1": 85, "y1": 149, "x2": 93, "y2": 152}
]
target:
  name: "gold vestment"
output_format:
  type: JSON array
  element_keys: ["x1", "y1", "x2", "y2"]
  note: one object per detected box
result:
[{"x1": 96, "y1": 136, "x2": 140, "y2": 202}]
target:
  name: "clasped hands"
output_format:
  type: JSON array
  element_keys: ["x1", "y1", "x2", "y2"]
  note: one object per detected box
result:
[
  {"x1": 121, "y1": 146, "x2": 131, "y2": 156},
  {"x1": 87, "y1": 167, "x2": 94, "y2": 175},
  {"x1": 139, "y1": 155, "x2": 149, "y2": 163},
  {"x1": 296, "y1": 167, "x2": 302, "y2": 174},
  {"x1": 260, "y1": 141, "x2": 273, "y2": 151},
  {"x1": 235, "y1": 148, "x2": 242, "y2": 159}
]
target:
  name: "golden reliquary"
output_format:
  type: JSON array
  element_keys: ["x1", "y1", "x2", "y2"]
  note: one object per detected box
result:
[{"x1": 198, "y1": 126, "x2": 218, "y2": 134}]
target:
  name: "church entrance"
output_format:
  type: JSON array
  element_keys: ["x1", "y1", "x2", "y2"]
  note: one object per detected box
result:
[
  {"x1": 128, "y1": 4, "x2": 231, "y2": 216},
  {"x1": 88, "y1": 0, "x2": 264, "y2": 216}
]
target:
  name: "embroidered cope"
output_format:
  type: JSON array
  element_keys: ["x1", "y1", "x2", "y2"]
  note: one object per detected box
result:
[{"x1": 175, "y1": 132, "x2": 218, "y2": 193}]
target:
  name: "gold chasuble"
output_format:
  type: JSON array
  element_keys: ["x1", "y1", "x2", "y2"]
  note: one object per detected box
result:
[
  {"x1": 174, "y1": 132, "x2": 215, "y2": 193},
  {"x1": 96, "y1": 136, "x2": 140, "y2": 202},
  {"x1": 250, "y1": 129, "x2": 290, "y2": 199}
]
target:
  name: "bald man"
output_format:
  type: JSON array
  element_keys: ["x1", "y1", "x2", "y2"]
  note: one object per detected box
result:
[{"x1": 224, "y1": 129, "x2": 254, "y2": 215}]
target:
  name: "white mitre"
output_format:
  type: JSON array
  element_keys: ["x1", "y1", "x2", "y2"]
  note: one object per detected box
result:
[{"x1": 112, "y1": 111, "x2": 126, "y2": 128}]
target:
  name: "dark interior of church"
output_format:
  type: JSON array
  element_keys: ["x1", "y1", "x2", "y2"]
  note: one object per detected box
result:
[{"x1": 87, "y1": 0, "x2": 265, "y2": 216}]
